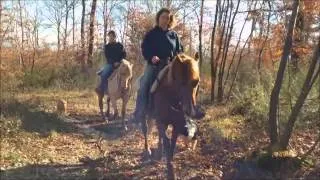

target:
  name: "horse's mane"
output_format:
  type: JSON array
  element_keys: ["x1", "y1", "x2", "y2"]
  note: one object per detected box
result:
[
  {"x1": 150, "y1": 53, "x2": 199, "y2": 93},
  {"x1": 120, "y1": 59, "x2": 133, "y2": 75}
]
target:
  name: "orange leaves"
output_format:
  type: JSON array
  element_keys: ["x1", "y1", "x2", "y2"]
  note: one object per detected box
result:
[{"x1": 302, "y1": 0, "x2": 320, "y2": 15}]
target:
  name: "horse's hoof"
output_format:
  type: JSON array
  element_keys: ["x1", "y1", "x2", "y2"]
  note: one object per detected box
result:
[
  {"x1": 123, "y1": 125, "x2": 128, "y2": 131},
  {"x1": 141, "y1": 149, "x2": 152, "y2": 161}
]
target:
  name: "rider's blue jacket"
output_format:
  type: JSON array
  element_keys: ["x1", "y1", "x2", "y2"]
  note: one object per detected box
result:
[
  {"x1": 104, "y1": 42, "x2": 126, "y2": 64},
  {"x1": 141, "y1": 26, "x2": 183, "y2": 65}
]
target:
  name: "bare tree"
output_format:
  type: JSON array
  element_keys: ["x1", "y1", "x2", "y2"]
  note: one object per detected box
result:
[
  {"x1": 45, "y1": 0, "x2": 65, "y2": 56},
  {"x1": 87, "y1": 0, "x2": 97, "y2": 68},
  {"x1": 1, "y1": 0, "x2": 3, "y2": 63},
  {"x1": 80, "y1": 0, "x2": 86, "y2": 70},
  {"x1": 103, "y1": 0, "x2": 109, "y2": 44},
  {"x1": 279, "y1": 37, "x2": 320, "y2": 150},
  {"x1": 217, "y1": 0, "x2": 240, "y2": 102},
  {"x1": 198, "y1": 0, "x2": 204, "y2": 69},
  {"x1": 227, "y1": 0, "x2": 257, "y2": 99},
  {"x1": 18, "y1": 0, "x2": 25, "y2": 68},
  {"x1": 210, "y1": 0, "x2": 220, "y2": 102},
  {"x1": 227, "y1": 18, "x2": 255, "y2": 100},
  {"x1": 257, "y1": 0, "x2": 271, "y2": 70},
  {"x1": 215, "y1": 0, "x2": 229, "y2": 103},
  {"x1": 30, "y1": 5, "x2": 42, "y2": 73},
  {"x1": 72, "y1": 0, "x2": 76, "y2": 47},
  {"x1": 268, "y1": 0, "x2": 300, "y2": 147},
  {"x1": 63, "y1": 0, "x2": 72, "y2": 51},
  {"x1": 224, "y1": 9, "x2": 250, "y2": 94},
  {"x1": 103, "y1": 0, "x2": 118, "y2": 44}
]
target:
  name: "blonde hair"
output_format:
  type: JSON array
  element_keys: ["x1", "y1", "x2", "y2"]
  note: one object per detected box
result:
[{"x1": 156, "y1": 8, "x2": 176, "y2": 29}]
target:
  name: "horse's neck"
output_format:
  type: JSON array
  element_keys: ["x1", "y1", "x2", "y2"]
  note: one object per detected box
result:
[{"x1": 157, "y1": 73, "x2": 177, "y2": 94}]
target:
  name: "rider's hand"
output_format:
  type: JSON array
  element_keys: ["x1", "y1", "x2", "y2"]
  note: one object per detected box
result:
[{"x1": 151, "y1": 56, "x2": 160, "y2": 64}]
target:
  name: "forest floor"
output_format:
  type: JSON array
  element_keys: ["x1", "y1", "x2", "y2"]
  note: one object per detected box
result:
[{"x1": 1, "y1": 89, "x2": 319, "y2": 179}]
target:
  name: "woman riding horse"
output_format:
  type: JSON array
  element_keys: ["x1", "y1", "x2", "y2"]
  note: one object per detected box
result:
[
  {"x1": 131, "y1": 8, "x2": 183, "y2": 124},
  {"x1": 96, "y1": 30, "x2": 126, "y2": 94}
]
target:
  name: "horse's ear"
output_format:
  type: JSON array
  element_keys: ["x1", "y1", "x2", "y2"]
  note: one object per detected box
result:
[{"x1": 194, "y1": 52, "x2": 199, "y2": 61}]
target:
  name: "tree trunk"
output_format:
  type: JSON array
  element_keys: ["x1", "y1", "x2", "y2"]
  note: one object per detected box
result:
[
  {"x1": 224, "y1": 10, "x2": 249, "y2": 91},
  {"x1": 218, "y1": 0, "x2": 240, "y2": 103},
  {"x1": 0, "y1": 0, "x2": 2, "y2": 63},
  {"x1": 268, "y1": 0, "x2": 300, "y2": 147},
  {"x1": 87, "y1": 0, "x2": 97, "y2": 68},
  {"x1": 103, "y1": 0, "x2": 108, "y2": 45},
  {"x1": 80, "y1": 0, "x2": 86, "y2": 70},
  {"x1": 279, "y1": 37, "x2": 320, "y2": 150},
  {"x1": 210, "y1": 0, "x2": 220, "y2": 103},
  {"x1": 227, "y1": 15, "x2": 254, "y2": 99},
  {"x1": 57, "y1": 22, "x2": 61, "y2": 55},
  {"x1": 18, "y1": 0, "x2": 25, "y2": 68},
  {"x1": 64, "y1": 0, "x2": 69, "y2": 51},
  {"x1": 257, "y1": 1, "x2": 271, "y2": 70},
  {"x1": 198, "y1": 0, "x2": 204, "y2": 69},
  {"x1": 72, "y1": 0, "x2": 75, "y2": 47},
  {"x1": 216, "y1": 0, "x2": 229, "y2": 103},
  {"x1": 291, "y1": 4, "x2": 305, "y2": 71}
]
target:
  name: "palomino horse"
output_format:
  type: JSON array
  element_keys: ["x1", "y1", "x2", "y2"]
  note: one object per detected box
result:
[
  {"x1": 96, "y1": 60, "x2": 133, "y2": 130},
  {"x1": 140, "y1": 53, "x2": 205, "y2": 179}
]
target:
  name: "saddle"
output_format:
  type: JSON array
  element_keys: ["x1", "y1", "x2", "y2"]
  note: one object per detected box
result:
[
  {"x1": 97, "y1": 61, "x2": 123, "y2": 94},
  {"x1": 147, "y1": 62, "x2": 173, "y2": 115}
]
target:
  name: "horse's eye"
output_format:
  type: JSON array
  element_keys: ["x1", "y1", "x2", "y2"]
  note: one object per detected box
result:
[{"x1": 191, "y1": 79, "x2": 199, "y2": 87}]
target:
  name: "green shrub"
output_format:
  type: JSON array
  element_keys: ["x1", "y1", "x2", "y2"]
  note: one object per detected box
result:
[{"x1": 229, "y1": 61, "x2": 319, "y2": 129}]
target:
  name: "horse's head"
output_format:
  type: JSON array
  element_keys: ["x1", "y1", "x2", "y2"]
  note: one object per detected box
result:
[
  {"x1": 119, "y1": 60, "x2": 133, "y2": 90},
  {"x1": 169, "y1": 52, "x2": 204, "y2": 119}
]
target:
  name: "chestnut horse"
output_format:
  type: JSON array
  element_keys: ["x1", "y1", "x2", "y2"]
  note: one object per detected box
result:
[
  {"x1": 140, "y1": 53, "x2": 204, "y2": 179},
  {"x1": 96, "y1": 59, "x2": 133, "y2": 130}
]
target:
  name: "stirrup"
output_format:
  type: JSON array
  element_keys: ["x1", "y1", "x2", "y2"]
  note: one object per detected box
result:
[{"x1": 96, "y1": 69, "x2": 103, "y2": 75}]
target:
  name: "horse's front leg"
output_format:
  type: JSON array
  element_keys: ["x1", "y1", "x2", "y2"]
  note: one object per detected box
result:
[
  {"x1": 110, "y1": 97, "x2": 119, "y2": 121},
  {"x1": 98, "y1": 93, "x2": 105, "y2": 121},
  {"x1": 121, "y1": 95, "x2": 129, "y2": 131},
  {"x1": 141, "y1": 117, "x2": 151, "y2": 159},
  {"x1": 170, "y1": 129, "x2": 178, "y2": 162},
  {"x1": 157, "y1": 123, "x2": 175, "y2": 179},
  {"x1": 154, "y1": 123, "x2": 168, "y2": 161},
  {"x1": 166, "y1": 129, "x2": 178, "y2": 180},
  {"x1": 106, "y1": 97, "x2": 110, "y2": 118}
]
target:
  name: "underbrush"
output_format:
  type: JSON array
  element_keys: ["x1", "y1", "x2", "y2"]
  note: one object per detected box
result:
[
  {"x1": 1, "y1": 52, "x2": 104, "y2": 93},
  {"x1": 228, "y1": 62, "x2": 319, "y2": 130}
]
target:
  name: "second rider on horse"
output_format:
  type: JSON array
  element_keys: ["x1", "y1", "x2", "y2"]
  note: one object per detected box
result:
[{"x1": 96, "y1": 30, "x2": 127, "y2": 94}]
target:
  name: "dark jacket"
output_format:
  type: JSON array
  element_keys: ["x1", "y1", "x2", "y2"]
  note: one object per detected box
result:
[
  {"x1": 141, "y1": 26, "x2": 183, "y2": 65},
  {"x1": 104, "y1": 42, "x2": 126, "y2": 64}
]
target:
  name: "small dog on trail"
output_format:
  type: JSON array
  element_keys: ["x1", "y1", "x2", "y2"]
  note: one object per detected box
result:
[{"x1": 56, "y1": 99, "x2": 67, "y2": 114}]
